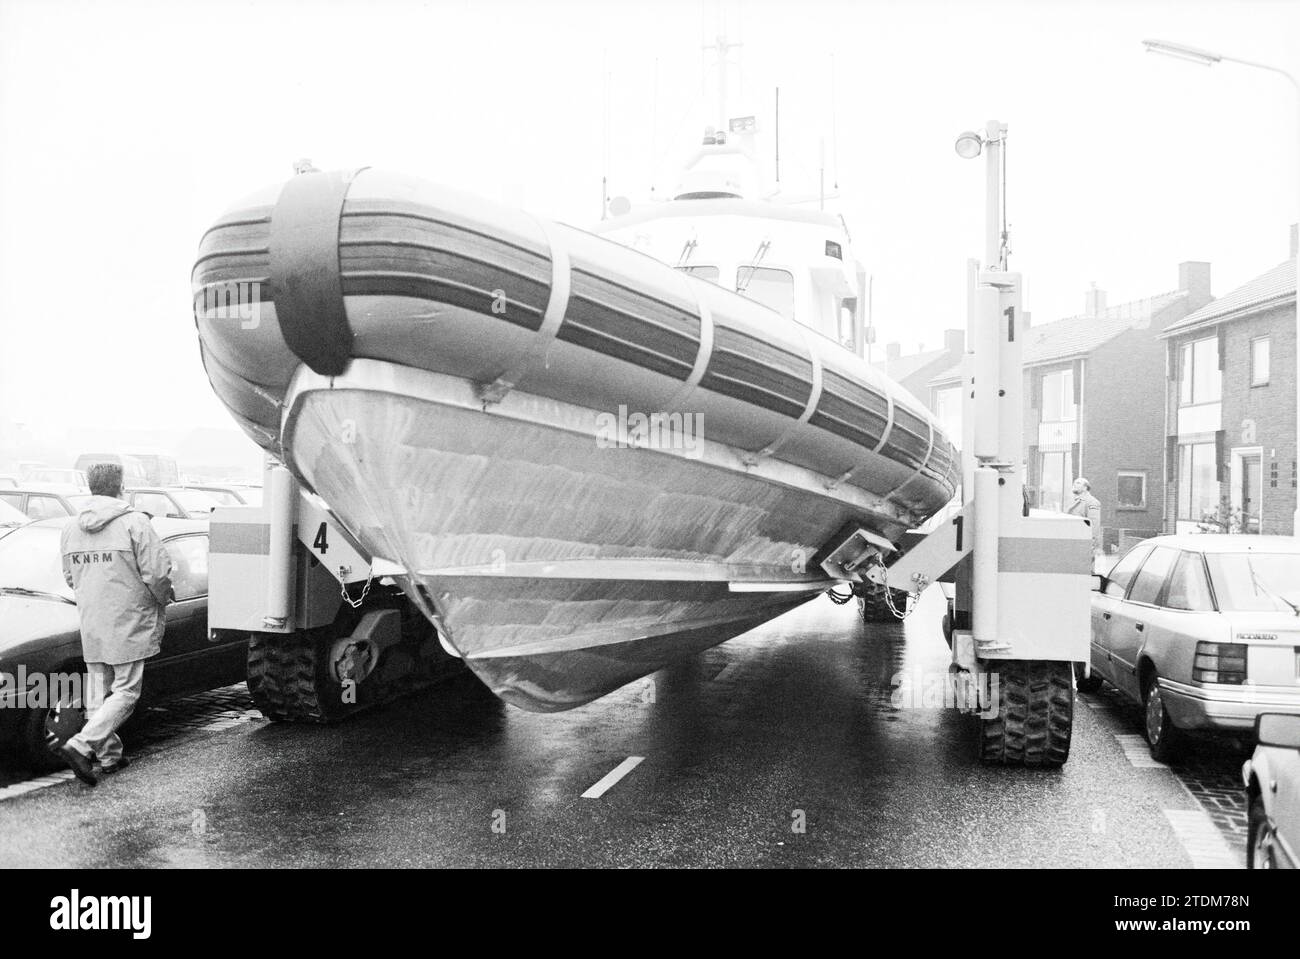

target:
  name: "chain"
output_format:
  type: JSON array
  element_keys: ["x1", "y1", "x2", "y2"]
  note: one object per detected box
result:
[
  {"x1": 340, "y1": 567, "x2": 374, "y2": 609},
  {"x1": 867, "y1": 558, "x2": 927, "y2": 621}
]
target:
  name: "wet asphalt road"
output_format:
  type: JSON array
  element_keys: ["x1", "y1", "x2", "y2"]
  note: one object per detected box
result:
[{"x1": 0, "y1": 591, "x2": 1247, "y2": 867}]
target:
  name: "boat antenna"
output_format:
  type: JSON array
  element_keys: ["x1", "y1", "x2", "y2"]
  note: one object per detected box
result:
[
  {"x1": 602, "y1": 51, "x2": 611, "y2": 220},
  {"x1": 774, "y1": 87, "x2": 780, "y2": 184},
  {"x1": 651, "y1": 57, "x2": 659, "y2": 197},
  {"x1": 830, "y1": 52, "x2": 839, "y2": 189},
  {"x1": 819, "y1": 138, "x2": 825, "y2": 211},
  {"x1": 701, "y1": 4, "x2": 741, "y2": 126}
]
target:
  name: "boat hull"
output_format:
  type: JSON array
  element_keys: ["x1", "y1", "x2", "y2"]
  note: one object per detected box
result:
[{"x1": 284, "y1": 360, "x2": 898, "y2": 709}]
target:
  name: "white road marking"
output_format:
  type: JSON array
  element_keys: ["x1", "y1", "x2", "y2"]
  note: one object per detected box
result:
[
  {"x1": 582, "y1": 756, "x2": 644, "y2": 799},
  {"x1": 713, "y1": 664, "x2": 735, "y2": 682},
  {"x1": 1081, "y1": 695, "x2": 1113, "y2": 710},
  {"x1": 0, "y1": 770, "x2": 74, "y2": 801},
  {"x1": 1114, "y1": 734, "x2": 1167, "y2": 768},
  {"x1": 1163, "y1": 808, "x2": 1242, "y2": 869}
]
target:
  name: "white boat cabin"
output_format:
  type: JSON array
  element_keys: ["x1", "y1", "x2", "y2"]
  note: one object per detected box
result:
[{"x1": 591, "y1": 128, "x2": 869, "y2": 359}]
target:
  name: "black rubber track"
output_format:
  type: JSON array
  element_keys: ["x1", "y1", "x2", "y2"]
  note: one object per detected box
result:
[
  {"x1": 246, "y1": 601, "x2": 456, "y2": 724},
  {"x1": 979, "y1": 660, "x2": 1074, "y2": 767},
  {"x1": 856, "y1": 580, "x2": 910, "y2": 623}
]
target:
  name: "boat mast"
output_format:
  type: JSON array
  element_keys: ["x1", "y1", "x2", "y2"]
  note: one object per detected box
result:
[{"x1": 701, "y1": 4, "x2": 741, "y2": 127}]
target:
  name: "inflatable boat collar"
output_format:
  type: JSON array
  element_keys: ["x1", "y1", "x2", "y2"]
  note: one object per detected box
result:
[{"x1": 269, "y1": 169, "x2": 365, "y2": 376}]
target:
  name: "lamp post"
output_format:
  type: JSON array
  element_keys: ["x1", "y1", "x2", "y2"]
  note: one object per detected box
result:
[
  {"x1": 954, "y1": 121, "x2": 1009, "y2": 271},
  {"x1": 1143, "y1": 38, "x2": 1300, "y2": 535}
]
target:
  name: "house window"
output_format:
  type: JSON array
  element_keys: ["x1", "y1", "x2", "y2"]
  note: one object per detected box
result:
[
  {"x1": 1041, "y1": 368, "x2": 1076, "y2": 423},
  {"x1": 1250, "y1": 336, "x2": 1270, "y2": 386},
  {"x1": 1117, "y1": 470, "x2": 1147, "y2": 510},
  {"x1": 1178, "y1": 336, "x2": 1221, "y2": 405},
  {"x1": 736, "y1": 266, "x2": 795, "y2": 321},
  {"x1": 1039, "y1": 450, "x2": 1072, "y2": 512},
  {"x1": 933, "y1": 386, "x2": 961, "y2": 442},
  {"x1": 1177, "y1": 442, "x2": 1219, "y2": 522}
]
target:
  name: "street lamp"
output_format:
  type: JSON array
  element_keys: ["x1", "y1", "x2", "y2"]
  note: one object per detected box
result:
[
  {"x1": 1144, "y1": 38, "x2": 1300, "y2": 536},
  {"x1": 954, "y1": 121, "x2": 1008, "y2": 271},
  {"x1": 954, "y1": 131, "x2": 985, "y2": 160}
]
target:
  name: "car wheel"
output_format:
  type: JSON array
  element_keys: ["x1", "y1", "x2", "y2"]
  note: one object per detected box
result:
[
  {"x1": 1247, "y1": 796, "x2": 1276, "y2": 869},
  {"x1": 1074, "y1": 662, "x2": 1103, "y2": 694},
  {"x1": 1143, "y1": 672, "x2": 1183, "y2": 763},
  {"x1": 21, "y1": 700, "x2": 87, "y2": 772}
]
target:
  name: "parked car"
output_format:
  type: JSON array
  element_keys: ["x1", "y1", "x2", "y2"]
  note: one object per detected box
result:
[
  {"x1": 128, "y1": 453, "x2": 181, "y2": 487},
  {"x1": 0, "y1": 488, "x2": 95, "y2": 520},
  {"x1": 1243, "y1": 713, "x2": 1300, "y2": 868},
  {"x1": 19, "y1": 467, "x2": 88, "y2": 491},
  {"x1": 0, "y1": 500, "x2": 29, "y2": 537},
  {"x1": 1081, "y1": 534, "x2": 1300, "y2": 761},
  {"x1": 126, "y1": 487, "x2": 222, "y2": 519},
  {"x1": 181, "y1": 484, "x2": 263, "y2": 507},
  {"x1": 73, "y1": 452, "x2": 149, "y2": 488},
  {"x1": 0, "y1": 515, "x2": 246, "y2": 770}
]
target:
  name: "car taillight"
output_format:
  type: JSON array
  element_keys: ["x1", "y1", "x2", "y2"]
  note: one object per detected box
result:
[{"x1": 1193, "y1": 642, "x2": 1247, "y2": 685}]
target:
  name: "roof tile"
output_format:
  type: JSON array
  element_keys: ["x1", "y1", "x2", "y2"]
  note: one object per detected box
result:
[
  {"x1": 927, "y1": 290, "x2": 1185, "y2": 385},
  {"x1": 1160, "y1": 259, "x2": 1295, "y2": 337}
]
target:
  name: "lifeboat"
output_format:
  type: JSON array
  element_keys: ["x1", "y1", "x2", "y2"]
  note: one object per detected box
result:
[{"x1": 192, "y1": 166, "x2": 958, "y2": 710}]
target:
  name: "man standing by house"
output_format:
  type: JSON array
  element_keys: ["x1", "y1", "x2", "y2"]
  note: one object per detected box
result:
[
  {"x1": 1066, "y1": 477, "x2": 1103, "y2": 569},
  {"x1": 57, "y1": 462, "x2": 174, "y2": 786}
]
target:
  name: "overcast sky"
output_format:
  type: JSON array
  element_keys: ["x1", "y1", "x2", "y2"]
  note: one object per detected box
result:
[{"x1": 1, "y1": 0, "x2": 1296, "y2": 436}]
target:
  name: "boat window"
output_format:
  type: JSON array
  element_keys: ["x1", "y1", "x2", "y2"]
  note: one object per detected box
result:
[
  {"x1": 677, "y1": 265, "x2": 719, "y2": 284},
  {"x1": 838, "y1": 297, "x2": 858, "y2": 351},
  {"x1": 736, "y1": 266, "x2": 795, "y2": 321}
]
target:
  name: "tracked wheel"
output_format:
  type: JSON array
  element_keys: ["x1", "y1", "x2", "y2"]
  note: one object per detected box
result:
[
  {"x1": 247, "y1": 601, "x2": 452, "y2": 723},
  {"x1": 978, "y1": 660, "x2": 1073, "y2": 767},
  {"x1": 855, "y1": 581, "x2": 910, "y2": 623}
]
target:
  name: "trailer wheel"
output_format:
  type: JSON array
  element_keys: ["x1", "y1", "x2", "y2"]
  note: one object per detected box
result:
[
  {"x1": 247, "y1": 601, "x2": 451, "y2": 723},
  {"x1": 855, "y1": 581, "x2": 909, "y2": 623},
  {"x1": 978, "y1": 660, "x2": 1073, "y2": 767}
]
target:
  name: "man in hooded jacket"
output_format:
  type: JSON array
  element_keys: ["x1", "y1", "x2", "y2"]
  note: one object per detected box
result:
[{"x1": 57, "y1": 462, "x2": 174, "y2": 785}]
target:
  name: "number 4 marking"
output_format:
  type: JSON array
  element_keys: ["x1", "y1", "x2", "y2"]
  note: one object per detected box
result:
[{"x1": 313, "y1": 522, "x2": 329, "y2": 554}]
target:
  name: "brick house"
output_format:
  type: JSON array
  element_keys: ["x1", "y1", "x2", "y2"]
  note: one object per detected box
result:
[
  {"x1": 872, "y1": 329, "x2": 965, "y2": 407},
  {"x1": 1158, "y1": 229, "x2": 1297, "y2": 535},
  {"x1": 929, "y1": 263, "x2": 1213, "y2": 551}
]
